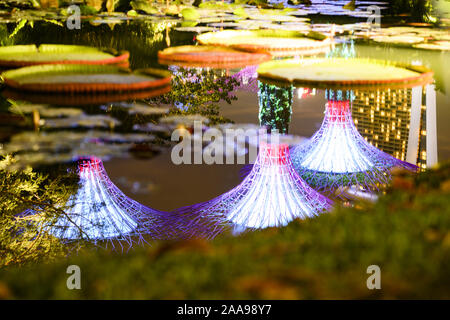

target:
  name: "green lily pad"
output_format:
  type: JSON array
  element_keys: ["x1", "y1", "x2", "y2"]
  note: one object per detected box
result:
[
  {"x1": 175, "y1": 26, "x2": 217, "y2": 33},
  {"x1": 130, "y1": 1, "x2": 158, "y2": 14},
  {"x1": 1, "y1": 64, "x2": 172, "y2": 93},
  {"x1": 233, "y1": 7, "x2": 248, "y2": 18},
  {"x1": 257, "y1": 58, "x2": 434, "y2": 89},
  {"x1": 180, "y1": 20, "x2": 199, "y2": 28},
  {"x1": 413, "y1": 41, "x2": 450, "y2": 51},
  {"x1": 371, "y1": 35, "x2": 425, "y2": 45}
]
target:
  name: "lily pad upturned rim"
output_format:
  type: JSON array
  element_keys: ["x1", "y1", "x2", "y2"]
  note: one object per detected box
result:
[
  {"x1": 0, "y1": 44, "x2": 130, "y2": 68},
  {"x1": 196, "y1": 29, "x2": 332, "y2": 57},
  {"x1": 257, "y1": 58, "x2": 434, "y2": 90},
  {"x1": 1, "y1": 64, "x2": 172, "y2": 93},
  {"x1": 157, "y1": 45, "x2": 272, "y2": 69},
  {"x1": 412, "y1": 41, "x2": 450, "y2": 51},
  {"x1": 2, "y1": 85, "x2": 171, "y2": 106}
]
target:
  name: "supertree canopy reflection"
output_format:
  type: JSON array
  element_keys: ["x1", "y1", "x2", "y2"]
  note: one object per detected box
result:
[
  {"x1": 258, "y1": 81, "x2": 294, "y2": 134},
  {"x1": 227, "y1": 142, "x2": 332, "y2": 228},
  {"x1": 172, "y1": 142, "x2": 332, "y2": 233},
  {"x1": 52, "y1": 157, "x2": 139, "y2": 241},
  {"x1": 21, "y1": 157, "x2": 214, "y2": 246},
  {"x1": 290, "y1": 89, "x2": 418, "y2": 194}
]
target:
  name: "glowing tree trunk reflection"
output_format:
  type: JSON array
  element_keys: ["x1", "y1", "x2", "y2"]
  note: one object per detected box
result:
[{"x1": 258, "y1": 81, "x2": 293, "y2": 134}]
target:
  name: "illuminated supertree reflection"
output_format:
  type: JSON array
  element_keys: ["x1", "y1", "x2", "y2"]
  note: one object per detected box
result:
[
  {"x1": 172, "y1": 142, "x2": 332, "y2": 234},
  {"x1": 172, "y1": 79, "x2": 331, "y2": 233},
  {"x1": 21, "y1": 157, "x2": 214, "y2": 246},
  {"x1": 290, "y1": 89, "x2": 418, "y2": 194}
]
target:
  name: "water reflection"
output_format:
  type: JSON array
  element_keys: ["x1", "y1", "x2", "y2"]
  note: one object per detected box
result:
[
  {"x1": 168, "y1": 80, "x2": 332, "y2": 233},
  {"x1": 171, "y1": 141, "x2": 332, "y2": 233},
  {"x1": 290, "y1": 88, "x2": 418, "y2": 196},
  {"x1": 352, "y1": 84, "x2": 438, "y2": 170},
  {"x1": 0, "y1": 19, "x2": 447, "y2": 246},
  {"x1": 20, "y1": 157, "x2": 168, "y2": 245},
  {"x1": 258, "y1": 81, "x2": 293, "y2": 134},
  {"x1": 20, "y1": 156, "x2": 223, "y2": 246}
]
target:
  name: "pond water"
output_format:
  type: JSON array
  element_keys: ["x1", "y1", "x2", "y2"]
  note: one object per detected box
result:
[{"x1": 1, "y1": 19, "x2": 449, "y2": 214}]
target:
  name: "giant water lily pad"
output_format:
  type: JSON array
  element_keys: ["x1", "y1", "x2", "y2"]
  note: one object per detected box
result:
[
  {"x1": 371, "y1": 35, "x2": 425, "y2": 44},
  {"x1": 175, "y1": 26, "x2": 218, "y2": 33},
  {"x1": 197, "y1": 30, "x2": 331, "y2": 57},
  {"x1": 257, "y1": 58, "x2": 434, "y2": 89},
  {"x1": 1, "y1": 64, "x2": 172, "y2": 93},
  {"x1": 0, "y1": 44, "x2": 129, "y2": 68},
  {"x1": 2, "y1": 86, "x2": 171, "y2": 106},
  {"x1": 265, "y1": 23, "x2": 311, "y2": 32},
  {"x1": 413, "y1": 41, "x2": 450, "y2": 51},
  {"x1": 158, "y1": 45, "x2": 271, "y2": 68}
]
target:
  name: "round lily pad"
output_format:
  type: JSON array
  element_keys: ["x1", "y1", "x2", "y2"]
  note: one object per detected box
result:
[
  {"x1": 371, "y1": 35, "x2": 425, "y2": 44},
  {"x1": 257, "y1": 58, "x2": 434, "y2": 89},
  {"x1": 158, "y1": 45, "x2": 271, "y2": 69},
  {"x1": 268, "y1": 23, "x2": 310, "y2": 32},
  {"x1": 175, "y1": 26, "x2": 218, "y2": 33},
  {"x1": 2, "y1": 85, "x2": 171, "y2": 106},
  {"x1": 196, "y1": 30, "x2": 331, "y2": 57},
  {"x1": 1, "y1": 64, "x2": 172, "y2": 93},
  {"x1": 0, "y1": 44, "x2": 129, "y2": 68}
]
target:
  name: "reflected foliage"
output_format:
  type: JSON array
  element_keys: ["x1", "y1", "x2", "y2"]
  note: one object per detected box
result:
[
  {"x1": 0, "y1": 156, "x2": 81, "y2": 268},
  {"x1": 149, "y1": 67, "x2": 239, "y2": 124},
  {"x1": 258, "y1": 81, "x2": 293, "y2": 134},
  {"x1": 387, "y1": 0, "x2": 436, "y2": 22}
]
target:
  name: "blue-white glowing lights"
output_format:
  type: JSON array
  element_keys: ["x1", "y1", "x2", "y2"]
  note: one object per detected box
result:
[
  {"x1": 173, "y1": 143, "x2": 332, "y2": 232},
  {"x1": 22, "y1": 157, "x2": 183, "y2": 245},
  {"x1": 50, "y1": 158, "x2": 139, "y2": 240}
]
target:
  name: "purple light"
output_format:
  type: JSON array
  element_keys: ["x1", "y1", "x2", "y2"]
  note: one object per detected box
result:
[{"x1": 231, "y1": 65, "x2": 259, "y2": 94}]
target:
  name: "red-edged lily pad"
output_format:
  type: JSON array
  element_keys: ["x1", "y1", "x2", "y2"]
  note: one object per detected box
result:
[
  {"x1": 0, "y1": 44, "x2": 129, "y2": 68},
  {"x1": 158, "y1": 45, "x2": 271, "y2": 68},
  {"x1": 1, "y1": 64, "x2": 171, "y2": 93},
  {"x1": 257, "y1": 58, "x2": 434, "y2": 89}
]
